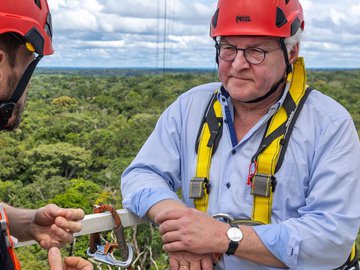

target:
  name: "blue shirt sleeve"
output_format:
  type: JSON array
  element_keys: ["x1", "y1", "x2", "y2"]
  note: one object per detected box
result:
[{"x1": 121, "y1": 95, "x2": 184, "y2": 217}]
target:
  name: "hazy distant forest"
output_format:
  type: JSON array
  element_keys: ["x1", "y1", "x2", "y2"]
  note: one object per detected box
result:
[{"x1": 1, "y1": 69, "x2": 359, "y2": 269}]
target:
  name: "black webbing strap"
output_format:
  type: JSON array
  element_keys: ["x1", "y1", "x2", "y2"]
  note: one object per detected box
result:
[
  {"x1": 0, "y1": 55, "x2": 42, "y2": 128},
  {"x1": 275, "y1": 87, "x2": 313, "y2": 172},
  {"x1": 195, "y1": 92, "x2": 223, "y2": 155},
  {"x1": 251, "y1": 87, "x2": 313, "y2": 172},
  {"x1": 10, "y1": 55, "x2": 42, "y2": 103}
]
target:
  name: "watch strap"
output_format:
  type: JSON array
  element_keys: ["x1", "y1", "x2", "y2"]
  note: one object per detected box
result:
[{"x1": 225, "y1": 238, "x2": 238, "y2": 255}]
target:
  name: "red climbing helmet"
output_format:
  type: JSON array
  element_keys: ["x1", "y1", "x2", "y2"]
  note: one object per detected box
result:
[
  {"x1": 0, "y1": 0, "x2": 54, "y2": 55},
  {"x1": 210, "y1": 0, "x2": 304, "y2": 38}
]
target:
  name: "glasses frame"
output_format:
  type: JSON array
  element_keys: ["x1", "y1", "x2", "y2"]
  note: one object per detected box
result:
[{"x1": 215, "y1": 43, "x2": 281, "y2": 65}]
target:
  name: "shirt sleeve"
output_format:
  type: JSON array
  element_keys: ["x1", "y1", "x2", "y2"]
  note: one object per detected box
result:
[
  {"x1": 121, "y1": 96, "x2": 184, "y2": 217},
  {"x1": 254, "y1": 116, "x2": 360, "y2": 270}
]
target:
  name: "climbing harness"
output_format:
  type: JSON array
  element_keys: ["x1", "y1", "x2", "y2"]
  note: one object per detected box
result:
[
  {"x1": 191, "y1": 57, "x2": 358, "y2": 268},
  {"x1": 0, "y1": 205, "x2": 21, "y2": 270},
  {"x1": 87, "y1": 204, "x2": 134, "y2": 269},
  {"x1": 191, "y1": 57, "x2": 310, "y2": 216}
]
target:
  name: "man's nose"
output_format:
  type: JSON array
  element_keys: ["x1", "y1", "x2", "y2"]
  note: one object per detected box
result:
[{"x1": 231, "y1": 50, "x2": 250, "y2": 70}]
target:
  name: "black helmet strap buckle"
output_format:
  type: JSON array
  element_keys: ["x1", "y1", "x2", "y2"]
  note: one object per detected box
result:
[{"x1": 0, "y1": 54, "x2": 42, "y2": 129}]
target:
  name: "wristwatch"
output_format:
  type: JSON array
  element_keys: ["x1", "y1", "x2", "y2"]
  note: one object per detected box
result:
[{"x1": 225, "y1": 223, "x2": 243, "y2": 255}]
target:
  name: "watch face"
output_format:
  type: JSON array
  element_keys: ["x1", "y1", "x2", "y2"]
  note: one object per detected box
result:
[{"x1": 227, "y1": 227, "x2": 243, "y2": 242}]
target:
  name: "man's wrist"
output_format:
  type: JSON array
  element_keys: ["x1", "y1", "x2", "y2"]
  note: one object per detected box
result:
[
  {"x1": 5, "y1": 205, "x2": 36, "y2": 240},
  {"x1": 225, "y1": 224, "x2": 243, "y2": 256}
]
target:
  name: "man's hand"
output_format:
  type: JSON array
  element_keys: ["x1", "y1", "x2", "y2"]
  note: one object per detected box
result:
[
  {"x1": 31, "y1": 204, "x2": 85, "y2": 249},
  {"x1": 169, "y1": 251, "x2": 216, "y2": 270},
  {"x1": 157, "y1": 208, "x2": 228, "y2": 255},
  {"x1": 48, "y1": 247, "x2": 93, "y2": 270}
]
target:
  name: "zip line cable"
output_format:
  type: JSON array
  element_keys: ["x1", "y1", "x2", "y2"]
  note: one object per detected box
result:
[
  {"x1": 168, "y1": 0, "x2": 176, "y2": 69},
  {"x1": 156, "y1": 0, "x2": 176, "y2": 73},
  {"x1": 156, "y1": 0, "x2": 160, "y2": 69},
  {"x1": 163, "y1": 0, "x2": 167, "y2": 74}
]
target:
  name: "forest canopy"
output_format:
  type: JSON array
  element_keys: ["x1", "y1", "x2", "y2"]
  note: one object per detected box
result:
[{"x1": 1, "y1": 69, "x2": 359, "y2": 269}]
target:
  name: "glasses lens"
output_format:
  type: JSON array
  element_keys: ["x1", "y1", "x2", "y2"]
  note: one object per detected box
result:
[
  {"x1": 245, "y1": 48, "x2": 265, "y2": 64},
  {"x1": 219, "y1": 44, "x2": 236, "y2": 61}
]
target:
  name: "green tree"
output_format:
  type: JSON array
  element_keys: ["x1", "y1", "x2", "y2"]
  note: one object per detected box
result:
[{"x1": 20, "y1": 143, "x2": 91, "y2": 183}]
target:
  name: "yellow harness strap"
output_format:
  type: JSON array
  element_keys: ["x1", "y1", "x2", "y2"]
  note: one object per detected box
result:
[
  {"x1": 251, "y1": 57, "x2": 307, "y2": 224},
  {"x1": 191, "y1": 93, "x2": 223, "y2": 212}
]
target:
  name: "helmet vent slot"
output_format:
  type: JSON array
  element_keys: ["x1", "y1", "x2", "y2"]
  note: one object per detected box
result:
[
  {"x1": 276, "y1": 7, "x2": 287, "y2": 28},
  {"x1": 212, "y1": 8, "x2": 219, "y2": 29},
  {"x1": 34, "y1": 0, "x2": 41, "y2": 9}
]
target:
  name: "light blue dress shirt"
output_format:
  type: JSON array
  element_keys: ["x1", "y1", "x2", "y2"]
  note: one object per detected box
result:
[{"x1": 121, "y1": 82, "x2": 360, "y2": 269}]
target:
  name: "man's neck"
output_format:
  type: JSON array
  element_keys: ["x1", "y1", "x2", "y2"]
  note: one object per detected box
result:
[{"x1": 232, "y1": 83, "x2": 285, "y2": 142}]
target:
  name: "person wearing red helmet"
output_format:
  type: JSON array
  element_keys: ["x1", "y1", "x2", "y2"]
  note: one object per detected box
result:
[
  {"x1": 0, "y1": 1, "x2": 92, "y2": 269},
  {"x1": 121, "y1": 0, "x2": 360, "y2": 269}
]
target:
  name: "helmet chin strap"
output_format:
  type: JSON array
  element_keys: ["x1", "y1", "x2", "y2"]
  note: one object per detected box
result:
[
  {"x1": 243, "y1": 76, "x2": 286, "y2": 104},
  {"x1": 0, "y1": 55, "x2": 42, "y2": 129}
]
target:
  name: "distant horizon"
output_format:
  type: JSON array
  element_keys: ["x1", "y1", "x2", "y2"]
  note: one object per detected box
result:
[{"x1": 36, "y1": 66, "x2": 360, "y2": 71}]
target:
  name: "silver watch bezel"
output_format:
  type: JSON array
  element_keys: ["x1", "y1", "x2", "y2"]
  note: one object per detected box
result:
[{"x1": 227, "y1": 226, "x2": 243, "y2": 242}]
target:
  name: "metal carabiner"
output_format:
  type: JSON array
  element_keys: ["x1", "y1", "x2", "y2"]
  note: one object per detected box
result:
[
  {"x1": 212, "y1": 213, "x2": 234, "y2": 223},
  {"x1": 87, "y1": 242, "x2": 134, "y2": 267},
  {"x1": 87, "y1": 204, "x2": 134, "y2": 268}
]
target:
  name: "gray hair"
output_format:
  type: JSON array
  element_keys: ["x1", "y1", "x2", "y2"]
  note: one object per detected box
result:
[{"x1": 284, "y1": 28, "x2": 303, "y2": 54}]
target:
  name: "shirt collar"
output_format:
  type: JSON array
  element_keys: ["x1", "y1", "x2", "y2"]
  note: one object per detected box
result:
[{"x1": 218, "y1": 82, "x2": 290, "y2": 118}]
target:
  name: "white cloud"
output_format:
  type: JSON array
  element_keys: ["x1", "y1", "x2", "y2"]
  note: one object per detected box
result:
[
  {"x1": 44, "y1": 0, "x2": 360, "y2": 68},
  {"x1": 53, "y1": 9, "x2": 99, "y2": 31}
]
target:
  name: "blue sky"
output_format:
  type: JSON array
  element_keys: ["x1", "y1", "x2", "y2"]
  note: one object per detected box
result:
[{"x1": 41, "y1": 0, "x2": 360, "y2": 69}]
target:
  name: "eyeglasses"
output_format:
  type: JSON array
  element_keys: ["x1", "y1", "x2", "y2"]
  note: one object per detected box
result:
[{"x1": 215, "y1": 43, "x2": 281, "y2": 65}]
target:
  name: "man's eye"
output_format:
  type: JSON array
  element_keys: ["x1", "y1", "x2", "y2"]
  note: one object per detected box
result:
[
  {"x1": 221, "y1": 45, "x2": 234, "y2": 50},
  {"x1": 248, "y1": 48, "x2": 263, "y2": 53}
]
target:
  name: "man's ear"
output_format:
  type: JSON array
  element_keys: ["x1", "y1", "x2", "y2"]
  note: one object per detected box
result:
[
  {"x1": 289, "y1": 43, "x2": 299, "y2": 64},
  {"x1": 0, "y1": 50, "x2": 5, "y2": 83}
]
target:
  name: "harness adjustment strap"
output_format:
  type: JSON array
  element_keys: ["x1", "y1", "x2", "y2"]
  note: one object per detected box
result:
[{"x1": 193, "y1": 91, "x2": 223, "y2": 212}]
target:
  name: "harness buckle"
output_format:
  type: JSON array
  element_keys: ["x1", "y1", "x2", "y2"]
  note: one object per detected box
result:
[
  {"x1": 250, "y1": 174, "x2": 277, "y2": 197},
  {"x1": 189, "y1": 177, "x2": 210, "y2": 199}
]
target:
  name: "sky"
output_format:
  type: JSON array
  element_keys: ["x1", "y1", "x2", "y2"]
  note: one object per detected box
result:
[{"x1": 41, "y1": 0, "x2": 360, "y2": 69}]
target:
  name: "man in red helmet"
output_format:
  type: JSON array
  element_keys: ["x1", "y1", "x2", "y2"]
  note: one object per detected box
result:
[
  {"x1": 122, "y1": 0, "x2": 360, "y2": 269},
  {"x1": 0, "y1": 1, "x2": 93, "y2": 269}
]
